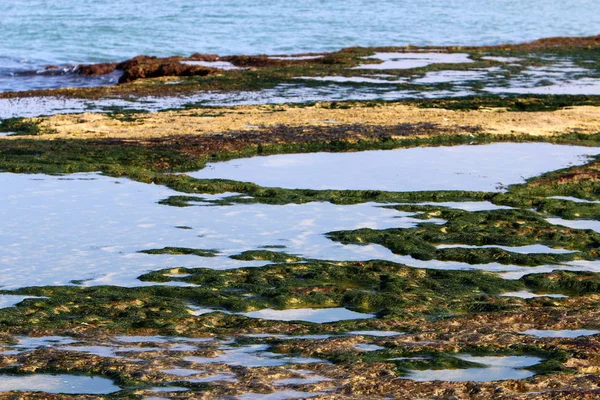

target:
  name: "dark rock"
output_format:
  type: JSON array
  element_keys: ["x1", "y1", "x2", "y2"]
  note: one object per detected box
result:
[
  {"x1": 76, "y1": 62, "x2": 119, "y2": 76},
  {"x1": 188, "y1": 53, "x2": 220, "y2": 61},
  {"x1": 115, "y1": 55, "x2": 215, "y2": 83}
]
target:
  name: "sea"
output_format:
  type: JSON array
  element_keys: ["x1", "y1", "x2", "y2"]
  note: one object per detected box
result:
[{"x1": 0, "y1": 0, "x2": 599, "y2": 92}]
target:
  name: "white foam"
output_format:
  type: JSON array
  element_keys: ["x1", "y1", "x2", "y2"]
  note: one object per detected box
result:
[{"x1": 181, "y1": 61, "x2": 245, "y2": 70}]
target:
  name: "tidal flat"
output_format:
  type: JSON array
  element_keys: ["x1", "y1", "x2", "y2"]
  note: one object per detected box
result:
[{"x1": 0, "y1": 36, "x2": 600, "y2": 399}]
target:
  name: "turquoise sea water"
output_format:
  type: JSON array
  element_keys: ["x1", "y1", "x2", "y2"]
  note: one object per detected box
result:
[{"x1": 0, "y1": 0, "x2": 599, "y2": 92}]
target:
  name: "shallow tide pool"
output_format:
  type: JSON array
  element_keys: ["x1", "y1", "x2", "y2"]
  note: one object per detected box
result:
[
  {"x1": 0, "y1": 374, "x2": 120, "y2": 394},
  {"x1": 0, "y1": 173, "x2": 433, "y2": 288},
  {"x1": 188, "y1": 143, "x2": 600, "y2": 192},
  {"x1": 3, "y1": 141, "x2": 600, "y2": 289},
  {"x1": 404, "y1": 355, "x2": 542, "y2": 382},
  {"x1": 243, "y1": 307, "x2": 375, "y2": 323},
  {"x1": 521, "y1": 329, "x2": 600, "y2": 338}
]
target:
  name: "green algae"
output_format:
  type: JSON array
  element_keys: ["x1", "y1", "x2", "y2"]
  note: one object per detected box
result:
[
  {"x1": 139, "y1": 247, "x2": 219, "y2": 257},
  {"x1": 532, "y1": 199, "x2": 600, "y2": 220},
  {"x1": 230, "y1": 250, "x2": 304, "y2": 263},
  {"x1": 139, "y1": 259, "x2": 525, "y2": 316},
  {"x1": 417, "y1": 95, "x2": 600, "y2": 112},
  {"x1": 328, "y1": 208, "x2": 599, "y2": 266},
  {"x1": 489, "y1": 148, "x2": 600, "y2": 221},
  {"x1": 0, "y1": 117, "x2": 42, "y2": 136},
  {"x1": 521, "y1": 271, "x2": 600, "y2": 295},
  {"x1": 0, "y1": 126, "x2": 483, "y2": 176},
  {"x1": 274, "y1": 337, "x2": 570, "y2": 376},
  {"x1": 158, "y1": 188, "x2": 490, "y2": 208},
  {"x1": 0, "y1": 258, "x2": 556, "y2": 335}
]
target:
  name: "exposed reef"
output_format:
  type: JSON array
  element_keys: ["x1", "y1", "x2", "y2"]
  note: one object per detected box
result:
[{"x1": 0, "y1": 35, "x2": 600, "y2": 399}]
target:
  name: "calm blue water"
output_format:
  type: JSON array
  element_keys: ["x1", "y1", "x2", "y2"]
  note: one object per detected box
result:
[{"x1": 0, "y1": 0, "x2": 599, "y2": 92}]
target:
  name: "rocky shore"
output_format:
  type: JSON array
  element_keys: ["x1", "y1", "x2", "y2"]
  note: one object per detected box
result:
[{"x1": 0, "y1": 35, "x2": 599, "y2": 399}]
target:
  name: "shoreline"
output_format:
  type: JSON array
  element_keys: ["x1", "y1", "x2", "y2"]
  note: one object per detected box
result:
[{"x1": 1, "y1": 34, "x2": 598, "y2": 99}]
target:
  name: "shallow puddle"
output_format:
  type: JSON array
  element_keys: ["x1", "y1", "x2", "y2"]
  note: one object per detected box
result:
[
  {"x1": 298, "y1": 75, "x2": 407, "y2": 84},
  {"x1": 404, "y1": 365, "x2": 536, "y2": 382},
  {"x1": 243, "y1": 307, "x2": 375, "y2": 323},
  {"x1": 274, "y1": 376, "x2": 331, "y2": 386},
  {"x1": 411, "y1": 70, "x2": 490, "y2": 84},
  {"x1": 485, "y1": 77, "x2": 600, "y2": 95},
  {"x1": 54, "y1": 336, "x2": 210, "y2": 359},
  {"x1": 187, "y1": 373, "x2": 238, "y2": 383},
  {"x1": 353, "y1": 52, "x2": 473, "y2": 70},
  {"x1": 457, "y1": 354, "x2": 542, "y2": 368},
  {"x1": 238, "y1": 390, "x2": 324, "y2": 400},
  {"x1": 0, "y1": 84, "x2": 475, "y2": 119},
  {"x1": 242, "y1": 333, "x2": 333, "y2": 340},
  {"x1": 354, "y1": 344, "x2": 386, "y2": 352},
  {"x1": 114, "y1": 335, "x2": 212, "y2": 344},
  {"x1": 0, "y1": 374, "x2": 120, "y2": 394},
  {"x1": 4, "y1": 170, "x2": 597, "y2": 287},
  {"x1": 404, "y1": 355, "x2": 541, "y2": 382},
  {"x1": 348, "y1": 330, "x2": 404, "y2": 337},
  {"x1": 500, "y1": 262, "x2": 600, "y2": 280},
  {"x1": 162, "y1": 368, "x2": 204, "y2": 377},
  {"x1": 407, "y1": 201, "x2": 513, "y2": 212},
  {"x1": 10, "y1": 336, "x2": 79, "y2": 351},
  {"x1": 548, "y1": 196, "x2": 600, "y2": 204},
  {"x1": 500, "y1": 290, "x2": 567, "y2": 299},
  {"x1": 184, "y1": 344, "x2": 324, "y2": 367},
  {"x1": 0, "y1": 295, "x2": 43, "y2": 309},
  {"x1": 150, "y1": 386, "x2": 189, "y2": 393},
  {"x1": 546, "y1": 217, "x2": 600, "y2": 233},
  {"x1": 188, "y1": 143, "x2": 600, "y2": 192},
  {"x1": 60, "y1": 345, "x2": 123, "y2": 358},
  {"x1": 481, "y1": 56, "x2": 524, "y2": 63},
  {"x1": 0, "y1": 172, "x2": 451, "y2": 287},
  {"x1": 288, "y1": 335, "x2": 333, "y2": 340},
  {"x1": 521, "y1": 329, "x2": 600, "y2": 338},
  {"x1": 436, "y1": 244, "x2": 575, "y2": 254}
]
